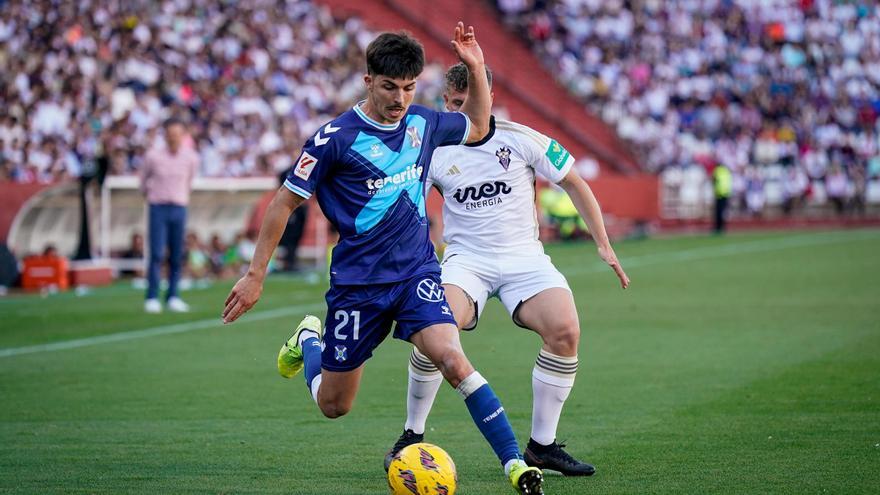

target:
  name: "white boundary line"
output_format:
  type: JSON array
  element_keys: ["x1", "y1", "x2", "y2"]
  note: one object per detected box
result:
[
  {"x1": 0, "y1": 230, "x2": 877, "y2": 359},
  {"x1": 0, "y1": 303, "x2": 325, "y2": 359}
]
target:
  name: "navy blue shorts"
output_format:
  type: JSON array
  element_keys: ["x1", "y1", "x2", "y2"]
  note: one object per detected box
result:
[{"x1": 321, "y1": 272, "x2": 456, "y2": 371}]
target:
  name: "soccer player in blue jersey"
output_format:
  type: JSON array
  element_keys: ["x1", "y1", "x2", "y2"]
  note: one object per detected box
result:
[{"x1": 221, "y1": 23, "x2": 544, "y2": 494}]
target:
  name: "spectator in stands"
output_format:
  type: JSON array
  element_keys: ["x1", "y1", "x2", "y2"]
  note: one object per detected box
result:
[
  {"x1": 0, "y1": 0, "x2": 446, "y2": 183},
  {"x1": 494, "y1": 0, "x2": 879, "y2": 216},
  {"x1": 184, "y1": 231, "x2": 211, "y2": 282},
  {"x1": 825, "y1": 165, "x2": 849, "y2": 215},
  {"x1": 120, "y1": 232, "x2": 145, "y2": 278},
  {"x1": 140, "y1": 117, "x2": 199, "y2": 314},
  {"x1": 208, "y1": 234, "x2": 229, "y2": 278}
]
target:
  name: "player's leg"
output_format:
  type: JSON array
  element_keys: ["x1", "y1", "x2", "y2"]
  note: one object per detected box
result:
[
  {"x1": 405, "y1": 285, "x2": 476, "y2": 431},
  {"x1": 278, "y1": 285, "x2": 393, "y2": 418},
  {"x1": 386, "y1": 259, "x2": 492, "y2": 469},
  {"x1": 410, "y1": 323, "x2": 542, "y2": 493},
  {"x1": 504, "y1": 265, "x2": 595, "y2": 476},
  {"x1": 396, "y1": 274, "x2": 542, "y2": 493}
]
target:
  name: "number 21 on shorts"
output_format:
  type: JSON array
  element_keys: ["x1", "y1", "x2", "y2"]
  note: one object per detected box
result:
[{"x1": 334, "y1": 310, "x2": 361, "y2": 340}]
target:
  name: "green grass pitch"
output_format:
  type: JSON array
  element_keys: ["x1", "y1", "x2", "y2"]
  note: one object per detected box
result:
[{"x1": 1, "y1": 229, "x2": 878, "y2": 494}]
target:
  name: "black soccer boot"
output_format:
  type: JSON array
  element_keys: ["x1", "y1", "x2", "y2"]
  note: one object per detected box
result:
[
  {"x1": 524, "y1": 438, "x2": 596, "y2": 476},
  {"x1": 383, "y1": 429, "x2": 424, "y2": 472}
]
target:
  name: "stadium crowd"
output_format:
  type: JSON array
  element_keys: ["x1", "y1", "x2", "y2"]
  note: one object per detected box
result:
[
  {"x1": 496, "y1": 0, "x2": 879, "y2": 211},
  {"x1": 0, "y1": 0, "x2": 446, "y2": 183}
]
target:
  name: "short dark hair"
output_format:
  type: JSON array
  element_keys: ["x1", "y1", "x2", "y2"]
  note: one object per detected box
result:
[
  {"x1": 163, "y1": 117, "x2": 185, "y2": 129},
  {"x1": 445, "y1": 62, "x2": 493, "y2": 92},
  {"x1": 366, "y1": 32, "x2": 425, "y2": 79}
]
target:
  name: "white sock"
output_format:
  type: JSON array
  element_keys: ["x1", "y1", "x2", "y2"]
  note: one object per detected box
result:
[
  {"x1": 404, "y1": 349, "x2": 443, "y2": 434},
  {"x1": 455, "y1": 370, "x2": 488, "y2": 399},
  {"x1": 504, "y1": 458, "x2": 525, "y2": 476},
  {"x1": 309, "y1": 374, "x2": 322, "y2": 404},
  {"x1": 531, "y1": 349, "x2": 577, "y2": 446},
  {"x1": 297, "y1": 329, "x2": 319, "y2": 348}
]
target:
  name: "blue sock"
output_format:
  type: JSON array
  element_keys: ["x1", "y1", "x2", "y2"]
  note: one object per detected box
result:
[
  {"x1": 302, "y1": 336, "x2": 322, "y2": 392},
  {"x1": 458, "y1": 372, "x2": 522, "y2": 466}
]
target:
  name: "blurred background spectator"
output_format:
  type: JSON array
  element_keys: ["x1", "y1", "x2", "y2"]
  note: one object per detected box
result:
[
  {"x1": 494, "y1": 0, "x2": 880, "y2": 215},
  {"x1": 0, "y1": 0, "x2": 445, "y2": 183}
]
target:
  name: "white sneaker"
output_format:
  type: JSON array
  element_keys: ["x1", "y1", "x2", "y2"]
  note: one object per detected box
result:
[
  {"x1": 167, "y1": 297, "x2": 190, "y2": 313},
  {"x1": 144, "y1": 298, "x2": 162, "y2": 314}
]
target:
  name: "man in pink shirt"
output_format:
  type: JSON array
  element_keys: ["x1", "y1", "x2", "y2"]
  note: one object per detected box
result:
[{"x1": 140, "y1": 117, "x2": 200, "y2": 313}]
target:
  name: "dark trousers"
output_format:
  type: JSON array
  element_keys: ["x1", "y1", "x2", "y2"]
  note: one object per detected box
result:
[
  {"x1": 714, "y1": 196, "x2": 728, "y2": 234},
  {"x1": 279, "y1": 204, "x2": 308, "y2": 271},
  {"x1": 147, "y1": 203, "x2": 187, "y2": 300}
]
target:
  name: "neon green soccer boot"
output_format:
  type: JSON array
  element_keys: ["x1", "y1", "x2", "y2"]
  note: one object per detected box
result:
[
  {"x1": 277, "y1": 315, "x2": 323, "y2": 378},
  {"x1": 508, "y1": 460, "x2": 544, "y2": 494}
]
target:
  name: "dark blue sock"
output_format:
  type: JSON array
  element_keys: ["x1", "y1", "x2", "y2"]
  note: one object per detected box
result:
[
  {"x1": 302, "y1": 336, "x2": 322, "y2": 391},
  {"x1": 464, "y1": 383, "x2": 522, "y2": 466}
]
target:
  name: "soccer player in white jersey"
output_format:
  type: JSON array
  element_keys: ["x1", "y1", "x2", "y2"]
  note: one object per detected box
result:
[{"x1": 384, "y1": 63, "x2": 630, "y2": 477}]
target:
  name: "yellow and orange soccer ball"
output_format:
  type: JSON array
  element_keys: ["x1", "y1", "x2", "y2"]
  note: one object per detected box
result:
[{"x1": 387, "y1": 443, "x2": 457, "y2": 495}]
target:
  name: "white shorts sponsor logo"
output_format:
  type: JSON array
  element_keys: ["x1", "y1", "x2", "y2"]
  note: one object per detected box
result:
[{"x1": 416, "y1": 278, "x2": 444, "y2": 302}]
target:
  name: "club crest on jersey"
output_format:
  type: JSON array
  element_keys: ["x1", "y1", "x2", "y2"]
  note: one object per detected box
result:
[
  {"x1": 334, "y1": 345, "x2": 347, "y2": 362},
  {"x1": 294, "y1": 152, "x2": 318, "y2": 180},
  {"x1": 407, "y1": 126, "x2": 422, "y2": 148},
  {"x1": 416, "y1": 278, "x2": 444, "y2": 302},
  {"x1": 496, "y1": 146, "x2": 511, "y2": 171}
]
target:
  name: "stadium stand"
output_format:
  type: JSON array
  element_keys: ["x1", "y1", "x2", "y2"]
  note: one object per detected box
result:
[
  {"x1": 0, "y1": 0, "x2": 447, "y2": 182},
  {"x1": 493, "y1": 0, "x2": 880, "y2": 215}
]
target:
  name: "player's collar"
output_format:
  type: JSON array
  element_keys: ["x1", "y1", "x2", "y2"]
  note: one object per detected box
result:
[
  {"x1": 353, "y1": 100, "x2": 402, "y2": 131},
  {"x1": 465, "y1": 115, "x2": 496, "y2": 147}
]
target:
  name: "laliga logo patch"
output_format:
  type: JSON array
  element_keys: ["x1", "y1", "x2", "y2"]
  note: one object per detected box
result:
[
  {"x1": 418, "y1": 447, "x2": 440, "y2": 472},
  {"x1": 416, "y1": 279, "x2": 444, "y2": 303},
  {"x1": 397, "y1": 469, "x2": 419, "y2": 495},
  {"x1": 294, "y1": 152, "x2": 318, "y2": 180},
  {"x1": 334, "y1": 345, "x2": 347, "y2": 362}
]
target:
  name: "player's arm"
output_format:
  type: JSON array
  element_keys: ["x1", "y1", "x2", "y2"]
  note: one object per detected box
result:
[
  {"x1": 558, "y1": 170, "x2": 630, "y2": 289},
  {"x1": 450, "y1": 22, "x2": 490, "y2": 143},
  {"x1": 222, "y1": 187, "x2": 306, "y2": 323}
]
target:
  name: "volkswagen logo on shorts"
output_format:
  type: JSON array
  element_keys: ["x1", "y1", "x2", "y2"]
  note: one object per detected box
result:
[{"x1": 417, "y1": 278, "x2": 444, "y2": 302}]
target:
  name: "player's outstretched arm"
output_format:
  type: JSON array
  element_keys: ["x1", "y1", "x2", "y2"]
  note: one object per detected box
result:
[
  {"x1": 222, "y1": 187, "x2": 306, "y2": 323},
  {"x1": 450, "y1": 21, "x2": 490, "y2": 143},
  {"x1": 558, "y1": 170, "x2": 631, "y2": 289}
]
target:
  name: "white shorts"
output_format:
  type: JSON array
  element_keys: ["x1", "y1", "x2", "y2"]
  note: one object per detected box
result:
[{"x1": 440, "y1": 250, "x2": 571, "y2": 330}]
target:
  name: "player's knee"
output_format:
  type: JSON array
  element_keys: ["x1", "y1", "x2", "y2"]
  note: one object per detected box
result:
[
  {"x1": 545, "y1": 320, "x2": 580, "y2": 355},
  {"x1": 432, "y1": 349, "x2": 471, "y2": 385},
  {"x1": 317, "y1": 398, "x2": 352, "y2": 419}
]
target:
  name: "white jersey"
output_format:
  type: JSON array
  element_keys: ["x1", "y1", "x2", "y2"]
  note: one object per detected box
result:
[{"x1": 426, "y1": 117, "x2": 575, "y2": 256}]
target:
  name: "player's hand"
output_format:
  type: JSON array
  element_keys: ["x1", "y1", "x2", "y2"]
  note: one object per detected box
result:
[
  {"x1": 451, "y1": 22, "x2": 484, "y2": 69},
  {"x1": 598, "y1": 244, "x2": 630, "y2": 289},
  {"x1": 222, "y1": 272, "x2": 263, "y2": 323}
]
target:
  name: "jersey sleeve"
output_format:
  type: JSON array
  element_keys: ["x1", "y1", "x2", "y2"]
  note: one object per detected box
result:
[
  {"x1": 514, "y1": 124, "x2": 575, "y2": 184},
  {"x1": 283, "y1": 127, "x2": 339, "y2": 199},
  {"x1": 430, "y1": 110, "x2": 471, "y2": 148},
  {"x1": 425, "y1": 148, "x2": 447, "y2": 193}
]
